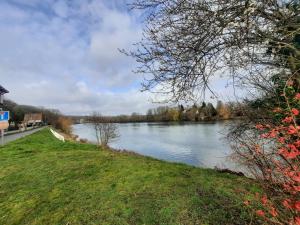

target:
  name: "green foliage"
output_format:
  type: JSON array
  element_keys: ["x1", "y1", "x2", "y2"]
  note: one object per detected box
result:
[
  {"x1": 0, "y1": 129, "x2": 261, "y2": 225},
  {"x1": 248, "y1": 72, "x2": 300, "y2": 125},
  {"x1": 2, "y1": 99, "x2": 61, "y2": 126}
]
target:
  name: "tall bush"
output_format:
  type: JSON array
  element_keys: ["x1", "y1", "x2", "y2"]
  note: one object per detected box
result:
[
  {"x1": 235, "y1": 79, "x2": 299, "y2": 224},
  {"x1": 54, "y1": 116, "x2": 72, "y2": 135}
]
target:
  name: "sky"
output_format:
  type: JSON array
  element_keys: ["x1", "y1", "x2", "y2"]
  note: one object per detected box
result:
[{"x1": 0, "y1": 0, "x2": 234, "y2": 116}]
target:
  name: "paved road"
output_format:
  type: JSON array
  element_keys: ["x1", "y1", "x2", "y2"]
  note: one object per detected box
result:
[{"x1": 2, "y1": 127, "x2": 45, "y2": 145}]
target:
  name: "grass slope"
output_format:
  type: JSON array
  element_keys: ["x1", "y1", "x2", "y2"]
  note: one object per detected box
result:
[{"x1": 0, "y1": 129, "x2": 260, "y2": 225}]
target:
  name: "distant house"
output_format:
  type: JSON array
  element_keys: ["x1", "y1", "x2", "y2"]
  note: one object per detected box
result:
[{"x1": 23, "y1": 113, "x2": 43, "y2": 127}]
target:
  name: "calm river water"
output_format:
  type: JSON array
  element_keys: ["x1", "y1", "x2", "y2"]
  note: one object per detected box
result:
[{"x1": 72, "y1": 122, "x2": 238, "y2": 170}]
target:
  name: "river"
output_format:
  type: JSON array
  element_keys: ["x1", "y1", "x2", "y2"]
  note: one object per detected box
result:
[{"x1": 72, "y1": 122, "x2": 239, "y2": 170}]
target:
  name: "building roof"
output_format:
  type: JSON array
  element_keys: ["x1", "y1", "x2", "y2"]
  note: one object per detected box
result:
[{"x1": 0, "y1": 85, "x2": 9, "y2": 94}]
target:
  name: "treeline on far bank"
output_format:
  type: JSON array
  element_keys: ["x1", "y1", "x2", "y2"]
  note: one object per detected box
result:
[{"x1": 86, "y1": 100, "x2": 244, "y2": 123}]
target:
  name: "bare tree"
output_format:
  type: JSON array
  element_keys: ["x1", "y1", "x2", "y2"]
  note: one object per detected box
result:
[
  {"x1": 124, "y1": 0, "x2": 299, "y2": 101},
  {"x1": 89, "y1": 112, "x2": 119, "y2": 147}
]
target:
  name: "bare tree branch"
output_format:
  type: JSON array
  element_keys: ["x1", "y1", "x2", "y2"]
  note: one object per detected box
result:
[{"x1": 123, "y1": 0, "x2": 299, "y2": 102}]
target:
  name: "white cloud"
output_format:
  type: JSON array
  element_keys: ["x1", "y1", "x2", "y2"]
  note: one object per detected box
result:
[
  {"x1": 0, "y1": 0, "x2": 154, "y2": 115},
  {"x1": 0, "y1": 0, "x2": 236, "y2": 115}
]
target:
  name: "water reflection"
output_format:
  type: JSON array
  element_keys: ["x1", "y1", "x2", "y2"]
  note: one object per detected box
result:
[{"x1": 72, "y1": 122, "x2": 237, "y2": 170}]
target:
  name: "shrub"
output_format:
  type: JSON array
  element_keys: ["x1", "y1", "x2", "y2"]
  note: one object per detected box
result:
[
  {"x1": 54, "y1": 116, "x2": 72, "y2": 134},
  {"x1": 236, "y1": 80, "x2": 299, "y2": 224},
  {"x1": 89, "y1": 112, "x2": 119, "y2": 147}
]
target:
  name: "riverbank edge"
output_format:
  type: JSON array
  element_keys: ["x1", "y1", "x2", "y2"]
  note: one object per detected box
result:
[
  {"x1": 0, "y1": 128, "x2": 262, "y2": 224},
  {"x1": 53, "y1": 126, "x2": 246, "y2": 177}
]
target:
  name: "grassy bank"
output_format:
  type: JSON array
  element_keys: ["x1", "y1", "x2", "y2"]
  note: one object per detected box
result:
[{"x1": 0, "y1": 129, "x2": 261, "y2": 225}]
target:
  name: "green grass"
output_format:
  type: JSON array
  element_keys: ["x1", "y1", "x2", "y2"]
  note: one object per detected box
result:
[{"x1": 0, "y1": 129, "x2": 261, "y2": 225}]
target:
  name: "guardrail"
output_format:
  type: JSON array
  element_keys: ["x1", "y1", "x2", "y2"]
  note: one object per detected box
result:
[{"x1": 50, "y1": 129, "x2": 65, "y2": 142}]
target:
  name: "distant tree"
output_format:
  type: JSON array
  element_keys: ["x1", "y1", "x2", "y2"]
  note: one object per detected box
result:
[
  {"x1": 178, "y1": 105, "x2": 185, "y2": 121},
  {"x1": 216, "y1": 101, "x2": 224, "y2": 114},
  {"x1": 200, "y1": 102, "x2": 206, "y2": 109},
  {"x1": 131, "y1": 112, "x2": 138, "y2": 117},
  {"x1": 185, "y1": 107, "x2": 198, "y2": 121},
  {"x1": 146, "y1": 109, "x2": 154, "y2": 121},
  {"x1": 153, "y1": 106, "x2": 168, "y2": 121},
  {"x1": 43, "y1": 109, "x2": 60, "y2": 126},
  {"x1": 216, "y1": 101, "x2": 231, "y2": 119},
  {"x1": 204, "y1": 103, "x2": 217, "y2": 118},
  {"x1": 131, "y1": 112, "x2": 139, "y2": 122},
  {"x1": 2, "y1": 99, "x2": 17, "y2": 112},
  {"x1": 166, "y1": 108, "x2": 180, "y2": 121},
  {"x1": 179, "y1": 105, "x2": 184, "y2": 112}
]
